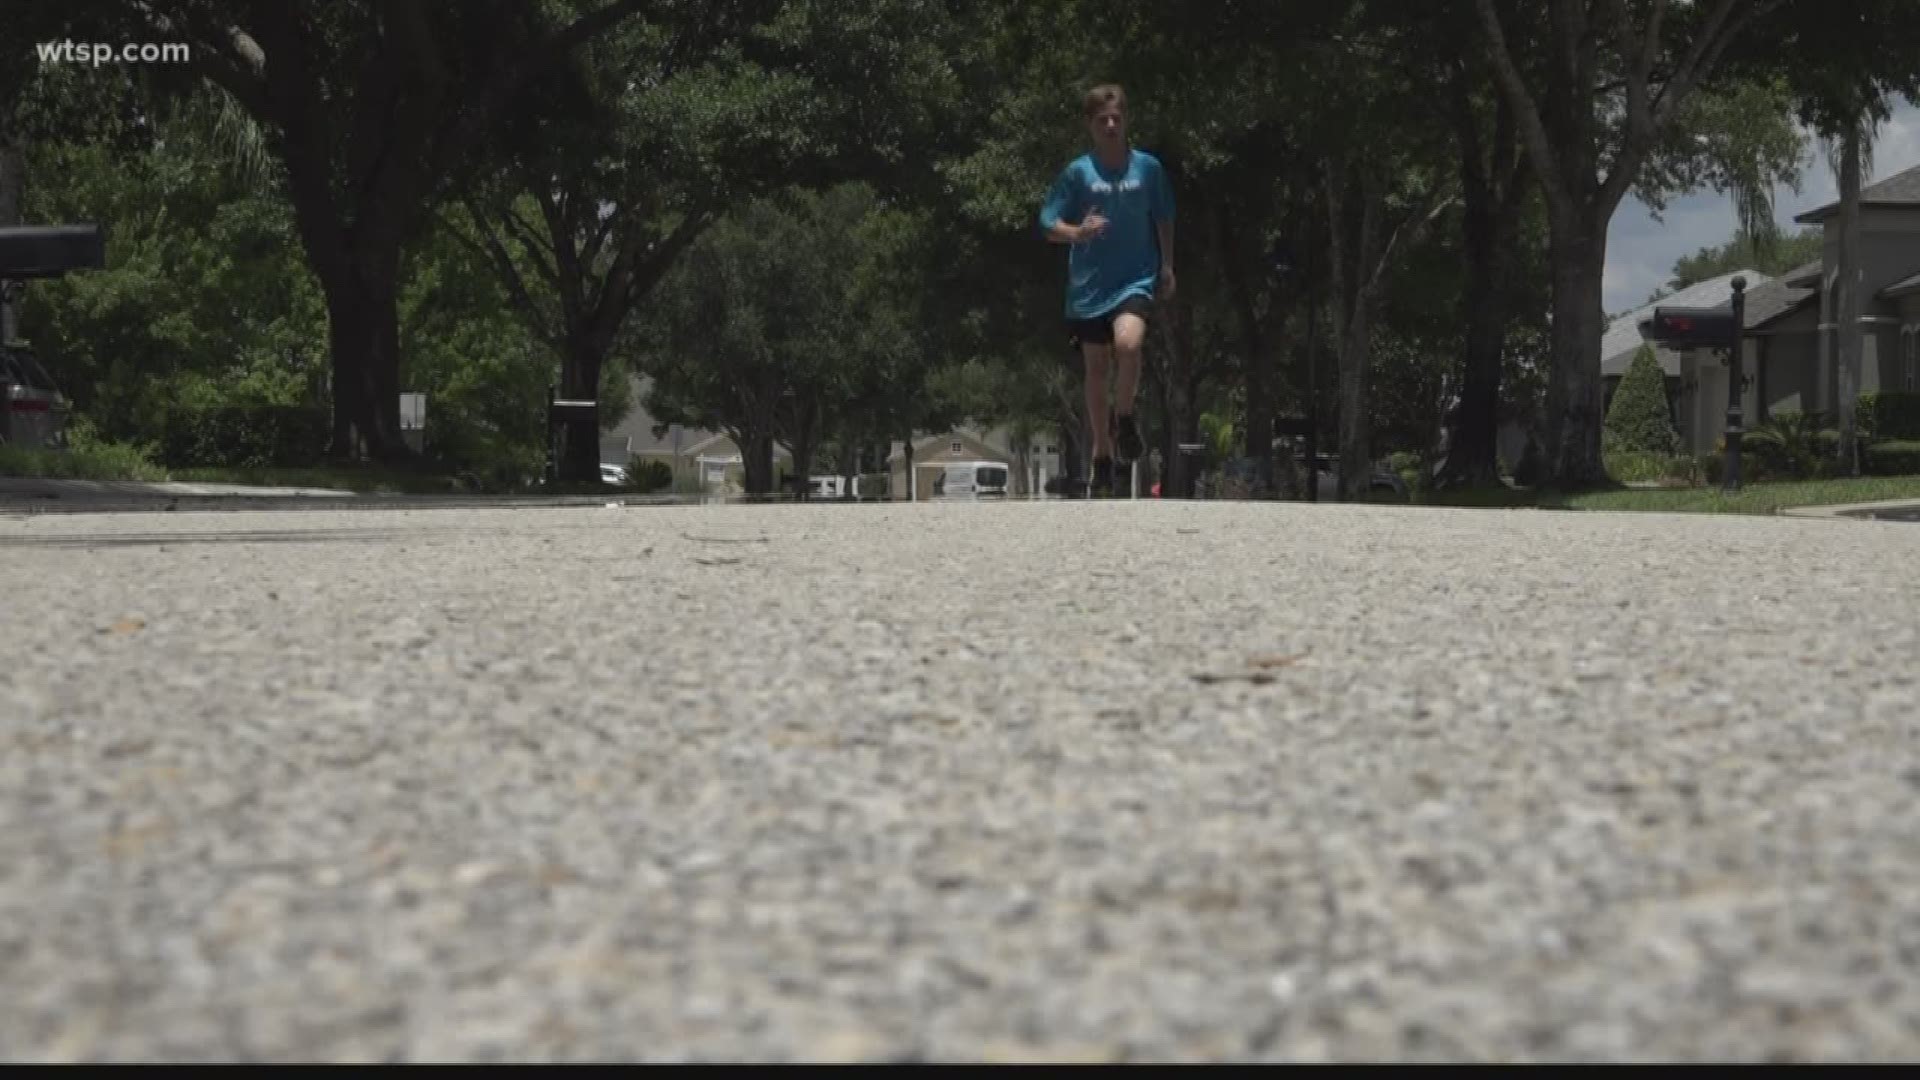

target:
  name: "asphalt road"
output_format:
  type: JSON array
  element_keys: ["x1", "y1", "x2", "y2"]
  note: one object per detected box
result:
[{"x1": 3, "y1": 500, "x2": 1918, "y2": 1062}]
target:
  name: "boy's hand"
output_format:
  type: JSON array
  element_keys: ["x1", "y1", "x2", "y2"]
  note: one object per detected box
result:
[
  {"x1": 1078, "y1": 208, "x2": 1107, "y2": 240},
  {"x1": 1159, "y1": 264, "x2": 1177, "y2": 299}
]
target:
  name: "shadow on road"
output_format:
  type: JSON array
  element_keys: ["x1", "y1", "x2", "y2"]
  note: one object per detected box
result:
[{"x1": 0, "y1": 528, "x2": 416, "y2": 548}]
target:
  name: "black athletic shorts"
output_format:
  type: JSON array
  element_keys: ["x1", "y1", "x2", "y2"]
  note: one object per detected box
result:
[{"x1": 1066, "y1": 295, "x2": 1152, "y2": 349}]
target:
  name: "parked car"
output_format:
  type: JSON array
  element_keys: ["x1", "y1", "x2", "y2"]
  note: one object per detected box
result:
[
  {"x1": 0, "y1": 345, "x2": 69, "y2": 450},
  {"x1": 599, "y1": 462, "x2": 627, "y2": 486},
  {"x1": 931, "y1": 460, "x2": 1009, "y2": 499}
]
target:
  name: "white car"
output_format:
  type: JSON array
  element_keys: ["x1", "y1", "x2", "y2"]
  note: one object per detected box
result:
[
  {"x1": 599, "y1": 463, "x2": 627, "y2": 486},
  {"x1": 1, "y1": 346, "x2": 69, "y2": 450}
]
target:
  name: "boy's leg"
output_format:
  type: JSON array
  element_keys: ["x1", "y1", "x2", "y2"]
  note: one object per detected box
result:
[
  {"x1": 1081, "y1": 341, "x2": 1115, "y2": 495},
  {"x1": 1082, "y1": 341, "x2": 1113, "y2": 462},
  {"x1": 1111, "y1": 310, "x2": 1148, "y2": 462}
]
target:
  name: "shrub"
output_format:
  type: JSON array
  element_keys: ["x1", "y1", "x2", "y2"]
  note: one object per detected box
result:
[
  {"x1": 1859, "y1": 390, "x2": 1920, "y2": 441},
  {"x1": 1605, "y1": 345, "x2": 1679, "y2": 454},
  {"x1": 1386, "y1": 450, "x2": 1428, "y2": 494},
  {"x1": 160, "y1": 404, "x2": 331, "y2": 469},
  {"x1": 1607, "y1": 451, "x2": 1659, "y2": 483},
  {"x1": 1864, "y1": 440, "x2": 1920, "y2": 477},
  {"x1": 625, "y1": 455, "x2": 672, "y2": 492}
]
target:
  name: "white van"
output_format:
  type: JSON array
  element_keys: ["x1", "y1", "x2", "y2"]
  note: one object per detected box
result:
[{"x1": 932, "y1": 460, "x2": 1009, "y2": 499}]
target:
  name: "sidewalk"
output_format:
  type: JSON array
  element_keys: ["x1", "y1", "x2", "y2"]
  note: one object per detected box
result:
[{"x1": 0, "y1": 476, "x2": 821, "y2": 513}]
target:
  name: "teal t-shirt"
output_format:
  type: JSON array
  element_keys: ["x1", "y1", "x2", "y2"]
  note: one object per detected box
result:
[{"x1": 1037, "y1": 148, "x2": 1175, "y2": 320}]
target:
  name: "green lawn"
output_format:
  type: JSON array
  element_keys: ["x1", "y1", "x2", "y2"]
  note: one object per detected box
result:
[{"x1": 0, "y1": 446, "x2": 474, "y2": 493}]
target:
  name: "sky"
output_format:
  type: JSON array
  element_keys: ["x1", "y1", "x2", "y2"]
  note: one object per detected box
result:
[{"x1": 1602, "y1": 98, "x2": 1920, "y2": 316}]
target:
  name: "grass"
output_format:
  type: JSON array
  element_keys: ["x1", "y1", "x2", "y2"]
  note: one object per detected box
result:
[
  {"x1": 0, "y1": 444, "x2": 169, "y2": 482},
  {"x1": 168, "y1": 464, "x2": 468, "y2": 494}
]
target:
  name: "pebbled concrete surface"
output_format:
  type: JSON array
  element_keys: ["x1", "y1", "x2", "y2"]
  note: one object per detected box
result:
[{"x1": 2, "y1": 500, "x2": 1918, "y2": 1062}]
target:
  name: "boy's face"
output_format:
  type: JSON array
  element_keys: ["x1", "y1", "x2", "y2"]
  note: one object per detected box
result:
[{"x1": 1087, "y1": 103, "x2": 1126, "y2": 148}]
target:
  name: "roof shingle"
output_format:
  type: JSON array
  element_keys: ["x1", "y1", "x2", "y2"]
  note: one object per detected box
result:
[
  {"x1": 1742, "y1": 260, "x2": 1821, "y2": 330},
  {"x1": 1793, "y1": 162, "x2": 1920, "y2": 223}
]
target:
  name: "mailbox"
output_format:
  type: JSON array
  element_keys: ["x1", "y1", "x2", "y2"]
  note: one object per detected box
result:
[
  {"x1": 1646, "y1": 305, "x2": 1735, "y2": 350},
  {"x1": 0, "y1": 225, "x2": 106, "y2": 279}
]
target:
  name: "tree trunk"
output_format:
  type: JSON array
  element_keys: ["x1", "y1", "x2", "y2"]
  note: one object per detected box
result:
[
  {"x1": 0, "y1": 118, "x2": 21, "y2": 344},
  {"x1": 902, "y1": 431, "x2": 915, "y2": 500},
  {"x1": 1325, "y1": 166, "x2": 1379, "y2": 501},
  {"x1": 317, "y1": 254, "x2": 408, "y2": 463},
  {"x1": 1336, "y1": 305, "x2": 1376, "y2": 500},
  {"x1": 788, "y1": 402, "x2": 817, "y2": 500},
  {"x1": 1544, "y1": 213, "x2": 1609, "y2": 488},
  {"x1": 1146, "y1": 264, "x2": 1203, "y2": 497},
  {"x1": 1441, "y1": 196, "x2": 1512, "y2": 487},
  {"x1": 1835, "y1": 127, "x2": 1863, "y2": 475},
  {"x1": 1439, "y1": 79, "x2": 1527, "y2": 490},
  {"x1": 743, "y1": 432, "x2": 775, "y2": 495},
  {"x1": 559, "y1": 337, "x2": 603, "y2": 484},
  {"x1": 0, "y1": 124, "x2": 20, "y2": 228},
  {"x1": 1218, "y1": 208, "x2": 1274, "y2": 493}
]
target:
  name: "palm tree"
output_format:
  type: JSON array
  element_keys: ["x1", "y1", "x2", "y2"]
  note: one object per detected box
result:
[
  {"x1": 1746, "y1": 410, "x2": 1837, "y2": 480},
  {"x1": 1823, "y1": 111, "x2": 1879, "y2": 476}
]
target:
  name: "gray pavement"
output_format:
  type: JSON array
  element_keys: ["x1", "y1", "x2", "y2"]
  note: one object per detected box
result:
[{"x1": 2, "y1": 500, "x2": 1918, "y2": 1062}]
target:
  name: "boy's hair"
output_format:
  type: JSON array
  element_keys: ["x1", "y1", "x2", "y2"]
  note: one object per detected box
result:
[{"x1": 1082, "y1": 83, "x2": 1126, "y2": 119}]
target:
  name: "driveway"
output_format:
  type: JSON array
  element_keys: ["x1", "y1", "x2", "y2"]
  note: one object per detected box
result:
[{"x1": 3, "y1": 501, "x2": 1918, "y2": 1061}]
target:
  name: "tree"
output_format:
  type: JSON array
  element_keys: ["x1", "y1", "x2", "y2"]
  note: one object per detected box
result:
[
  {"x1": 17, "y1": 89, "x2": 327, "y2": 444},
  {"x1": 1311, "y1": 14, "x2": 1459, "y2": 499},
  {"x1": 460, "y1": 0, "x2": 979, "y2": 483},
  {"x1": 135, "y1": 0, "x2": 650, "y2": 462},
  {"x1": 2, "y1": 3, "x2": 156, "y2": 341},
  {"x1": 1472, "y1": 0, "x2": 1792, "y2": 488},
  {"x1": 1662, "y1": 227, "x2": 1823, "y2": 296},
  {"x1": 637, "y1": 184, "x2": 963, "y2": 496},
  {"x1": 1432, "y1": 52, "x2": 1537, "y2": 487},
  {"x1": 19, "y1": 85, "x2": 553, "y2": 481},
  {"x1": 1604, "y1": 344, "x2": 1678, "y2": 455}
]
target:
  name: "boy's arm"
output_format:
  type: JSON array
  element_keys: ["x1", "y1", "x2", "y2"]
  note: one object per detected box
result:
[
  {"x1": 1153, "y1": 158, "x2": 1176, "y2": 284},
  {"x1": 1039, "y1": 167, "x2": 1086, "y2": 244}
]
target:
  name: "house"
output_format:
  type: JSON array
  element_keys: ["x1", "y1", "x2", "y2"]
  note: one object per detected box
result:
[
  {"x1": 886, "y1": 427, "x2": 1018, "y2": 500},
  {"x1": 1624, "y1": 161, "x2": 1920, "y2": 455},
  {"x1": 601, "y1": 374, "x2": 790, "y2": 493}
]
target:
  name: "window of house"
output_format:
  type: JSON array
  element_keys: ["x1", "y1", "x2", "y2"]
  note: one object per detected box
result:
[{"x1": 951, "y1": 440, "x2": 963, "y2": 453}]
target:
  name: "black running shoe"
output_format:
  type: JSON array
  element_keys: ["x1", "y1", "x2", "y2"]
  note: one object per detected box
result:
[
  {"x1": 1115, "y1": 414, "x2": 1143, "y2": 464},
  {"x1": 1091, "y1": 456, "x2": 1114, "y2": 498}
]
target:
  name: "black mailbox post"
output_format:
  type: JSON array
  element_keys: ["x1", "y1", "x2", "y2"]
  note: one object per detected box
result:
[{"x1": 1649, "y1": 276, "x2": 1748, "y2": 492}]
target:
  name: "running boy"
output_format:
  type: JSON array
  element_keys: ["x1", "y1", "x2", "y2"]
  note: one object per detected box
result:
[{"x1": 1037, "y1": 83, "x2": 1175, "y2": 497}]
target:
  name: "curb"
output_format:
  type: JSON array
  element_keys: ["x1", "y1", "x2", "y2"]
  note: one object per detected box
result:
[{"x1": 1776, "y1": 498, "x2": 1920, "y2": 520}]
